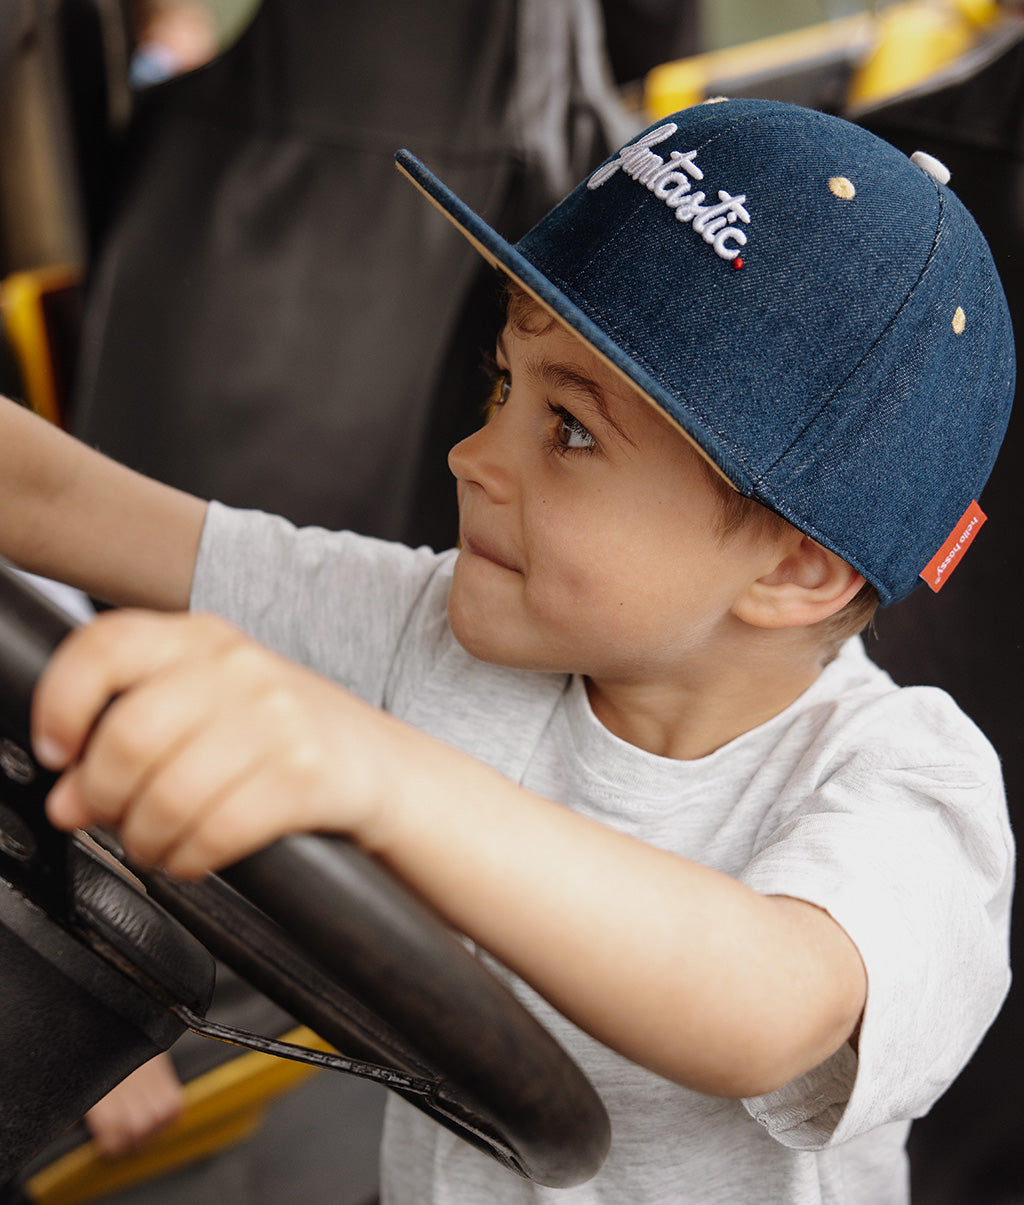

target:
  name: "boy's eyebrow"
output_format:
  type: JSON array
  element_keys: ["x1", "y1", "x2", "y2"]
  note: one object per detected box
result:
[{"x1": 497, "y1": 332, "x2": 638, "y2": 447}]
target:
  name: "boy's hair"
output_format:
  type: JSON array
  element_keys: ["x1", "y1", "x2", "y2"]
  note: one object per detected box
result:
[
  {"x1": 398, "y1": 99, "x2": 1014, "y2": 606},
  {"x1": 503, "y1": 282, "x2": 556, "y2": 338},
  {"x1": 504, "y1": 280, "x2": 879, "y2": 653}
]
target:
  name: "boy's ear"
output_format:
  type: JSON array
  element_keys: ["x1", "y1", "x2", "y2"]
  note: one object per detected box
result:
[{"x1": 733, "y1": 535, "x2": 866, "y2": 629}]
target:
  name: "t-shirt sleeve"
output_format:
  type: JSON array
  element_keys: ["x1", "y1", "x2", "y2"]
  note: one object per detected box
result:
[
  {"x1": 190, "y1": 501, "x2": 454, "y2": 706},
  {"x1": 737, "y1": 688, "x2": 1013, "y2": 1151}
]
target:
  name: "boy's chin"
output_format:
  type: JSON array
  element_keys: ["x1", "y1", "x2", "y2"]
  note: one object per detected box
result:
[
  {"x1": 447, "y1": 603, "x2": 562, "y2": 674},
  {"x1": 449, "y1": 620, "x2": 528, "y2": 670}
]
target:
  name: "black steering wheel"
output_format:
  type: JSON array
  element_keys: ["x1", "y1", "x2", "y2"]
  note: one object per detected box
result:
[{"x1": 0, "y1": 564, "x2": 610, "y2": 1189}]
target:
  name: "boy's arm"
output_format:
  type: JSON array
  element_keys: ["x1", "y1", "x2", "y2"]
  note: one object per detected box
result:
[
  {"x1": 84, "y1": 1053, "x2": 185, "y2": 1157},
  {"x1": 368, "y1": 731, "x2": 867, "y2": 1100},
  {"x1": 34, "y1": 611, "x2": 866, "y2": 1100},
  {"x1": 0, "y1": 397, "x2": 206, "y2": 609}
]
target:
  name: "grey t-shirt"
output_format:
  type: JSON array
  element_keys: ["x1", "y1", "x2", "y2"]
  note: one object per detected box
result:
[{"x1": 192, "y1": 502, "x2": 1013, "y2": 1205}]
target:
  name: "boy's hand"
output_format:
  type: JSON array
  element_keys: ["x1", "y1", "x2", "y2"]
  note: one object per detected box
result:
[
  {"x1": 32, "y1": 610, "x2": 401, "y2": 878},
  {"x1": 84, "y1": 1053, "x2": 185, "y2": 1158}
]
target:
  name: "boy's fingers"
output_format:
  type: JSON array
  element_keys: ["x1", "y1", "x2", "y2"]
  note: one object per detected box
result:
[
  {"x1": 31, "y1": 610, "x2": 241, "y2": 771},
  {"x1": 30, "y1": 608, "x2": 380, "y2": 879},
  {"x1": 44, "y1": 768, "x2": 95, "y2": 831},
  {"x1": 158, "y1": 763, "x2": 310, "y2": 879},
  {"x1": 121, "y1": 679, "x2": 343, "y2": 876},
  {"x1": 33, "y1": 612, "x2": 340, "y2": 875},
  {"x1": 54, "y1": 637, "x2": 256, "y2": 834},
  {"x1": 115, "y1": 705, "x2": 287, "y2": 868}
]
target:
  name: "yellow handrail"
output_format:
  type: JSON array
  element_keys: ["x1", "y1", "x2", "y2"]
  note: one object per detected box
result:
[
  {"x1": 644, "y1": 0, "x2": 1006, "y2": 120},
  {"x1": 0, "y1": 264, "x2": 80, "y2": 426}
]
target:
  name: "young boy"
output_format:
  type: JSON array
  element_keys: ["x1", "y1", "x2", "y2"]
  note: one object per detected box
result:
[{"x1": 0, "y1": 99, "x2": 1014, "y2": 1203}]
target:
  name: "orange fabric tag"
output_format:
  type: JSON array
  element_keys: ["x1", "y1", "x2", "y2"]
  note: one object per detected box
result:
[{"x1": 920, "y1": 501, "x2": 987, "y2": 593}]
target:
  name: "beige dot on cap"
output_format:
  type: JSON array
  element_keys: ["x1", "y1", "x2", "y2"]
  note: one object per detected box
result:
[
  {"x1": 828, "y1": 176, "x2": 856, "y2": 200},
  {"x1": 952, "y1": 306, "x2": 966, "y2": 334}
]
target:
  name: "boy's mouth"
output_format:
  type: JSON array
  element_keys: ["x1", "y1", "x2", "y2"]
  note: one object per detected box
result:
[{"x1": 461, "y1": 531, "x2": 519, "y2": 573}]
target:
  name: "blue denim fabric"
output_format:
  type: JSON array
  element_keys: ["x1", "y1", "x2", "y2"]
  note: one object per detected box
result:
[{"x1": 396, "y1": 99, "x2": 1014, "y2": 603}]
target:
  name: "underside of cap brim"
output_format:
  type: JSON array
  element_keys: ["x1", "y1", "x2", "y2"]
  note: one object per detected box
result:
[{"x1": 393, "y1": 150, "x2": 737, "y2": 489}]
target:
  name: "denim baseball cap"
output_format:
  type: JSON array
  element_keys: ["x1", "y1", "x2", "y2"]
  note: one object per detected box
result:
[{"x1": 396, "y1": 98, "x2": 1014, "y2": 604}]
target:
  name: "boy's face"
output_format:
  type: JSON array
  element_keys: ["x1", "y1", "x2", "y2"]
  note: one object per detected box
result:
[{"x1": 446, "y1": 314, "x2": 778, "y2": 685}]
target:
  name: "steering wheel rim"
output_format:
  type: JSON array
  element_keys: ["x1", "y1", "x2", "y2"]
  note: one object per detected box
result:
[{"x1": 0, "y1": 564, "x2": 610, "y2": 1188}]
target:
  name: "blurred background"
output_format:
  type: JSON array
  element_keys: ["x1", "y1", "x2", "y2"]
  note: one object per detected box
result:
[{"x1": 1, "y1": 2, "x2": 1021, "y2": 1203}]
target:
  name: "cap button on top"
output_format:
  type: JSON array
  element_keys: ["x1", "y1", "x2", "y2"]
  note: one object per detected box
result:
[{"x1": 911, "y1": 151, "x2": 951, "y2": 185}]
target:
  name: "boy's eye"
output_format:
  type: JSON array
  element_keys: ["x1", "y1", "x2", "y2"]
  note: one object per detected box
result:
[{"x1": 553, "y1": 407, "x2": 596, "y2": 451}]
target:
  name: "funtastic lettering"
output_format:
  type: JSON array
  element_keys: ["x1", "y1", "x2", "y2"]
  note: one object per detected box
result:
[{"x1": 587, "y1": 123, "x2": 751, "y2": 261}]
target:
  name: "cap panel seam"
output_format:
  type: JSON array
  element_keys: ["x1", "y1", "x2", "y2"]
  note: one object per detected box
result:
[{"x1": 755, "y1": 177, "x2": 946, "y2": 487}]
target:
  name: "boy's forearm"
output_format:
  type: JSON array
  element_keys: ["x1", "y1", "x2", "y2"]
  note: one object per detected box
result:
[
  {"x1": 0, "y1": 396, "x2": 206, "y2": 609},
  {"x1": 370, "y1": 735, "x2": 866, "y2": 1098}
]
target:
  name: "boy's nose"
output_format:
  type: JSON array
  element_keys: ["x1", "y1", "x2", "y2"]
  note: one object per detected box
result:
[{"x1": 448, "y1": 419, "x2": 515, "y2": 503}]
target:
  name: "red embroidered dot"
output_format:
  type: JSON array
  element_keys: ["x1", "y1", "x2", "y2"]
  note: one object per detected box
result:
[{"x1": 732, "y1": 257, "x2": 744, "y2": 271}]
